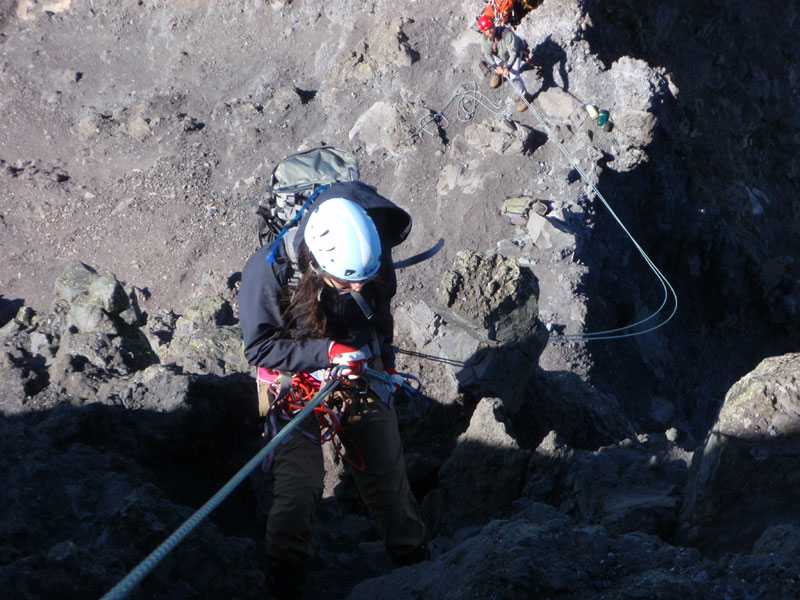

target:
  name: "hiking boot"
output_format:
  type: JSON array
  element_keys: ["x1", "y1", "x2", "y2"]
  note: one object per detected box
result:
[
  {"x1": 489, "y1": 73, "x2": 502, "y2": 88},
  {"x1": 516, "y1": 93, "x2": 534, "y2": 112},
  {"x1": 389, "y1": 542, "x2": 430, "y2": 568},
  {"x1": 267, "y1": 558, "x2": 309, "y2": 600}
]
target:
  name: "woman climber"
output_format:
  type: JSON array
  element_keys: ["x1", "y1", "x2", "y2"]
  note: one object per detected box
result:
[{"x1": 238, "y1": 180, "x2": 428, "y2": 598}]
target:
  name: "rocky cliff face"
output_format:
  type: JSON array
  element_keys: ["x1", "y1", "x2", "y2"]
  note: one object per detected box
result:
[
  {"x1": 2, "y1": 258, "x2": 799, "y2": 599},
  {"x1": 1, "y1": 0, "x2": 799, "y2": 598},
  {"x1": 573, "y1": 0, "x2": 800, "y2": 439}
]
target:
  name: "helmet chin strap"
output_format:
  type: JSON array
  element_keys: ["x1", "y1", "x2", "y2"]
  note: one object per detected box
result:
[
  {"x1": 349, "y1": 290, "x2": 375, "y2": 322},
  {"x1": 310, "y1": 258, "x2": 374, "y2": 320}
]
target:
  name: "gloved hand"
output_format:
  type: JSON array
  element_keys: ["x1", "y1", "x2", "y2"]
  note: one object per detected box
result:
[
  {"x1": 328, "y1": 342, "x2": 369, "y2": 378},
  {"x1": 385, "y1": 367, "x2": 404, "y2": 393}
]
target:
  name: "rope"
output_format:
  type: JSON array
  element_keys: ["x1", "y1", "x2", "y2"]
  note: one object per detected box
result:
[
  {"x1": 413, "y1": 78, "x2": 677, "y2": 342},
  {"x1": 513, "y1": 89, "x2": 678, "y2": 341},
  {"x1": 99, "y1": 377, "x2": 342, "y2": 600},
  {"x1": 393, "y1": 347, "x2": 467, "y2": 367},
  {"x1": 413, "y1": 81, "x2": 507, "y2": 138}
]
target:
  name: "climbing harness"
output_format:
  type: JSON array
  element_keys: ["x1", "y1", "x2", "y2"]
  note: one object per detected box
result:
[
  {"x1": 259, "y1": 365, "x2": 427, "y2": 472},
  {"x1": 261, "y1": 369, "x2": 374, "y2": 471},
  {"x1": 413, "y1": 78, "x2": 678, "y2": 342},
  {"x1": 99, "y1": 374, "x2": 343, "y2": 600}
]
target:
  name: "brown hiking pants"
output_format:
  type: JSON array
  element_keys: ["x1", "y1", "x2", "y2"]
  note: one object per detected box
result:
[{"x1": 260, "y1": 381, "x2": 426, "y2": 564}]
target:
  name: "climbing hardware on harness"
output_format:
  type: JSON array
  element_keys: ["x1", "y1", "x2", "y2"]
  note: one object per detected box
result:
[{"x1": 261, "y1": 370, "x2": 376, "y2": 472}]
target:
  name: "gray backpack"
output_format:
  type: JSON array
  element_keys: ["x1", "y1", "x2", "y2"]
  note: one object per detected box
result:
[{"x1": 254, "y1": 146, "x2": 360, "y2": 247}]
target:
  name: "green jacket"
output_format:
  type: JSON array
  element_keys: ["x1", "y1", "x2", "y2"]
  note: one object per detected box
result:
[{"x1": 480, "y1": 26, "x2": 523, "y2": 68}]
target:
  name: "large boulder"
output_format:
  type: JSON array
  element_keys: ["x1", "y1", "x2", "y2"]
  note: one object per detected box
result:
[
  {"x1": 434, "y1": 250, "x2": 539, "y2": 345},
  {"x1": 679, "y1": 352, "x2": 800, "y2": 554},
  {"x1": 162, "y1": 295, "x2": 249, "y2": 376},
  {"x1": 423, "y1": 397, "x2": 530, "y2": 536},
  {"x1": 524, "y1": 430, "x2": 691, "y2": 538},
  {"x1": 429, "y1": 250, "x2": 547, "y2": 411},
  {"x1": 350, "y1": 503, "x2": 718, "y2": 600},
  {"x1": 395, "y1": 251, "x2": 548, "y2": 411},
  {"x1": 53, "y1": 261, "x2": 103, "y2": 304},
  {"x1": 396, "y1": 251, "x2": 547, "y2": 413}
]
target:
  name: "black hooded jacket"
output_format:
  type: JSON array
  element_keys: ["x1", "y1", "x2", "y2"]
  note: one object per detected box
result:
[{"x1": 238, "y1": 181, "x2": 411, "y2": 373}]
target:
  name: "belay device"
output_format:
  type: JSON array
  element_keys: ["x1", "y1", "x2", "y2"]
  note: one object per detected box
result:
[{"x1": 253, "y1": 146, "x2": 361, "y2": 247}]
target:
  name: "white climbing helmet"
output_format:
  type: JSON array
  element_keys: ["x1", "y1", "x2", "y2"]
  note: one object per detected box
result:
[{"x1": 305, "y1": 197, "x2": 382, "y2": 281}]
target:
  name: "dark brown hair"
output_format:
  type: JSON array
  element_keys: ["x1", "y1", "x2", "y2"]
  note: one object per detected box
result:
[{"x1": 283, "y1": 243, "x2": 328, "y2": 338}]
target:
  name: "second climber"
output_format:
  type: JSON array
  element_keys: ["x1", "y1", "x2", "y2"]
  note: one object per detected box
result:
[{"x1": 477, "y1": 14, "x2": 535, "y2": 112}]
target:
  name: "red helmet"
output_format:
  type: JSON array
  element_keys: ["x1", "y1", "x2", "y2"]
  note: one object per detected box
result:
[{"x1": 477, "y1": 15, "x2": 493, "y2": 32}]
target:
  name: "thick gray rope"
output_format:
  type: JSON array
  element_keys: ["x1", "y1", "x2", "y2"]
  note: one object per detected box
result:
[{"x1": 99, "y1": 377, "x2": 341, "y2": 600}]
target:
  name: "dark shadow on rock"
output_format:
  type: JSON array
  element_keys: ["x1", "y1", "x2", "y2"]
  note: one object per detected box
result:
[
  {"x1": 562, "y1": 0, "x2": 800, "y2": 445},
  {"x1": 417, "y1": 326, "x2": 687, "y2": 547},
  {"x1": 415, "y1": 293, "x2": 643, "y2": 536},
  {"x1": 679, "y1": 426, "x2": 800, "y2": 555},
  {"x1": 566, "y1": 167, "x2": 581, "y2": 185},
  {"x1": 0, "y1": 296, "x2": 23, "y2": 327},
  {"x1": 521, "y1": 127, "x2": 548, "y2": 154},
  {"x1": 0, "y1": 347, "x2": 51, "y2": 405},
  {"x1": 0, "y1": 373, "x2": 266, "y2": 600},
  {"x1": 513, "y1": 0, "x2": 543, "y2": 24},
  {"x1": 294, "y1": 87, "x2": 317, "y2": 104},
  {"x1": 523, "y1": 428, "x2": 691, "y2": 543},
  {"x1": 529, "y1": 36, "x2": 569, "y2": 97},
  {"x1": 0, "y1": 295, "x2": 24, "y2": 327},
  {"x1": 567, "y1": 147, "x2": 793, "y2": 440},
  {"x1": 398, "y1": 30, "x2": 421, "y2": 64}
]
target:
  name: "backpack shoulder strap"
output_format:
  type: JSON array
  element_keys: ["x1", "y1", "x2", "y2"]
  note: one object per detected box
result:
[
  {"x1": 281, "y1": 227, "x2": 302, "y2": 291},
  {"x1": 283, "y1": 227, "x2": 299, "y2": 264}
]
